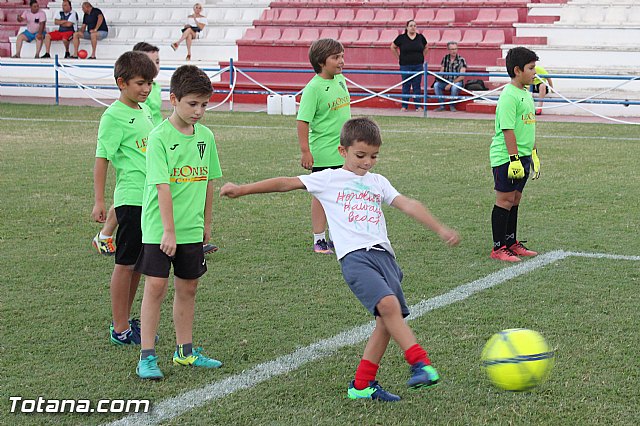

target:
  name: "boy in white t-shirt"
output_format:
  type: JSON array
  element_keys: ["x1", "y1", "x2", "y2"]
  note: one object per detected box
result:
[{"x1": 220, "y1": 117, "x2": 460, "y2": 401}]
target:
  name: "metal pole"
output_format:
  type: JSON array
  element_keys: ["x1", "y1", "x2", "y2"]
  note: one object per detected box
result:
[
  {"x1": 229, "y1": 58, "x2": 234, "y2": 112},
  {"x1": 423, "y1": 61, "x2": 428, "y2": 118},
  {"x1": 55, "y1": 54, "x2": 59, "y2": 106}
]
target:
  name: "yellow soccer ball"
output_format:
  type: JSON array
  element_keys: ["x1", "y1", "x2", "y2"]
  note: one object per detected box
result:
[{"x1": 481, "y1": 328, "x2": 554, "y2": 391}]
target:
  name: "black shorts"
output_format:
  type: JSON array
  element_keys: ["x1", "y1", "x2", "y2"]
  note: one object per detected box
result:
[
  {"x1": 311, "y1": 164, "x2": 342, "y2": 173},
  {"x1": 531, "y1": 83, "x2": 545, "y2": 93},
  {"x1": 114, "y1": 205, "x2": 143, "y2": 266},
  {"x1": 181, "y1": 26, "x2": 201, "y2": 33},
  {"x1": 134, "y1": 242, "x2": 206, "y2": 279},
  {"x1": 493, "y1": 155, "x2": 532, "y2": 193}
]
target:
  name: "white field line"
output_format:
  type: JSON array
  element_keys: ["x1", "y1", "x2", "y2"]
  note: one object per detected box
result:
[
  {"x1": 106, "y1": 249, "x2": 622, "y2": 426},
  {"x1": 1, "y1": 116, "x2": 640, "y2": 142}
]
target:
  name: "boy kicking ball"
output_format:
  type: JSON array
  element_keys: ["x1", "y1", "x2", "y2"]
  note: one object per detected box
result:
[
  {"x1": 221, "y1": 118, "x2": 460, "y2": 401},
  {"x1": 135, "y1": 65, "x2": 223, "y2": 379}
]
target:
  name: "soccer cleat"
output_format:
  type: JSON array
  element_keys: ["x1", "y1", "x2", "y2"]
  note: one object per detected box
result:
[
  {"x1": 490, "y1": 246, "x2": 521, "y2": 262},
  {"x1": 137, "y1": 355, "x2": 164, "y2": 380},
  {"x1": 64, "y1": 52, "x2": 71, "y2": 59},
  {"x1": 202, "y1": 243, "x2": 219, "y2": 254},
  {"x1": 327, "y1": 239, "x2": 335, "y2": 251},
  {"x1": 407, "y1": 362, "x2": 440, "y2": 389},
  {"x1": 92, "y1": 232, "x2": 116, "y2": 255},
  {"x1": 110, "y1": 325, "x2": 141, "y2": 346},
  {"x1": 347, "y1": 380, "x2": 401, "y2": 402},
  {"x1": 508, "y1": 241, "x2": 538, "y2": 257},
  {"x1": 173, "y1": 347, "x2": 222, "y2": 368},
  {"x1": 535, "y1": 108, "x2": 542, "y2": 116},
  {"x1": 40, "y1": 53, "x2": 51, "y2": 59},
  {"x1": 128, "y1": 318, "x2": 159, "y2": 343},
  {"x1": 313, "y1": 239, "x2": 334, "y2": 254}
]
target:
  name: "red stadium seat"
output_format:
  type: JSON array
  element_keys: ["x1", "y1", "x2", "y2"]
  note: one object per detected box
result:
[
  {"x1": 278, "y1": 9, "x2": 298, "y2": 24},
  {"x1": 242, "y1": 28, "x2": 262, "y2": 41},
  {"x1": 281, "y1": 28, "x2": 300, "y2": 42},
  {"x1": 440, "y1": 29, "x2": 462, "y2": 43},
  {"x1": 355, "y1": 28, "x2": 379, "y2": 46},
  {"x1": 340, "y1": 28, "x2": 359, "y2": 44},
  {"x1": 459, "y1": 29, "x2": 483, "y2": 46},
  {"x1": 496, "y1": 9, "x2": 519, "y2": 23},
  {"x1": 297, "y1": 8, "x2": 317, "y2": 25},
  {"x1": 335, "y1": 8, "x2": 355, "y2": 24},
  {"x1": 414, "y1": 9, "x2": 435, "y2": 26},
  {"x1": 481, "y1": 29, "x2": 505, "y2": 46},
  {"x1": 354, "y1": 9, "x2": 374, "y2": 24},
  {"x1": 374, "y1": 9, "x2": 394, "y2": 25},
  {"x1": 423, "y1": 29, "x2": 441, "y2": 45},
  {"x1": 378, "y1": 29, "x2": 400, "y2": 45},
  {"x1": 261, "y1": 28, "x2": 281, "y2": 42},
  {"x1": 433, "y1": 9, "x2": 455, "y2": 25},
  {"x1": 394, "y1": 9, "x2": 414, "y2": 25},
  {"x1": 320, "y1": 28, "x2": 339, "y2": 40},
  {"x1": 471, "y1": 9, "x2": 498, "y2": 25},
  {"x1": 316, "y1": 8, "x2": 336, "y2": 25}
]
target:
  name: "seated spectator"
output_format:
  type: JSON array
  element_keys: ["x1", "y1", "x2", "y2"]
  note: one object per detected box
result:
[
  {"x1": 41, "y1": 0, "x2": 79, "y2": 59},
  {"x1": 532, "y1": 64, "x2": 554, "y2": 115},
  {"x1": 434, "y1": 42, "x2": 467, "y2": 112},
  {"x1": 12, "y1": 0, "x2": 47, "y2": 59},
  {"x1": 171, "y1": 3, "x2": 208, "y2": 61},
  {"x1": 71, "y1": 1, "x2": 108, "y2": 59}
]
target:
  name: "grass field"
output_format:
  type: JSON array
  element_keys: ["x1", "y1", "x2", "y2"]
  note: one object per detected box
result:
[{"x1": 1, "y1": 103, "x2": 639, "y2": 426}]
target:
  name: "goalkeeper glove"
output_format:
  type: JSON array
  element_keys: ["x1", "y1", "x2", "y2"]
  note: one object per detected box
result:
[
  {"x1": 531, "y1": 148, "x2": 541, "y2": 179},
  {"x1": 507, "y1": 154, "x2": 525, "y2": 179}
]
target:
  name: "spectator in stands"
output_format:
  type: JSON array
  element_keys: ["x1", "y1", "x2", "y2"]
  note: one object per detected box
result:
[
  {"x1": 532, "y1": 64, "x2": 553, "y2": 115},
  {"x1": 434, "y1": 42, "x2": 467, "y2": 112},
  {"x1": 12, "y1": 0, "x2": 47, "y2": 59},
  {"x1": 41, "y1": 0, "x2": 79, "y2": 59},
  {"x1": 71, "y1": 1, "x2": 108, "y2": 59},
  {"x1": 171, "y1": 3, "x2": 208, "y2": 61},
  {"x1": 390, "y1": 20, "x2": 428, "y2": 112}
]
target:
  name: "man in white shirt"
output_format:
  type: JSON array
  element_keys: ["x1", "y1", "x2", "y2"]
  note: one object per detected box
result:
[{"x1": 41, "y1": 0, "x2": 79, "y2": 59}]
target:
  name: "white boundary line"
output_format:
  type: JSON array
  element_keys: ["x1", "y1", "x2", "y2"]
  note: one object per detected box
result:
[{"x1": 107, "y1": 250, "x2": 640, "y2": 426}]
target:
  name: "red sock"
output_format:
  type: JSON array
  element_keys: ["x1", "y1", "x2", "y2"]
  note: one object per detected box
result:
[
  {"x1": 354, "y1": 359, "x2": 379, "y2": 390},
  {"x1": 404, "y1": 344, "x2": 431, "y2": 366}
]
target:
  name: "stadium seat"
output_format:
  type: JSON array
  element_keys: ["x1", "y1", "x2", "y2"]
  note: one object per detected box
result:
[
  {"x1": 339, "y1": 28, "x2": 359, "y2": 44},
  {"x1": 378, "y1": 28, "x2": 399, "y2": 45},
  {"x1": 297, "y1": 8, "x2": 317, "y2": 25},
  {"x1": 433, "y1": 9, "x2": 455, "y2": 25},
  {"x1": 203, "y1": 27, "x2": 225, "y2": 41},
  {"x1": 278, "y1": 8, "x2": 298, "y2": 24},
  {"x1": 335, "y1": 8, "x2": 355, "y2": 24},
  {"x1": 423, "y1": 29, "x2": 440, "y2": 45},
  {"x1": 459, "y1": 29, "x2": 483, "y2": 46},
  {"x1": 256, "y1": 8, "x2": 276, "y2": 24},
  {"x1": 280, "y1": 27, "x2": 300, "y2": 42},
  {"x1": 496, "y1": 9, "x2": 519, "y2": 23},
  {"x1": 440, "y1": 29, "x2": 462, "y2": 43},
  {"x1": 117, "y1": 27, "x2": 135, "y2": 40},
  {"x1": 315, "y1": 8, "x2": 336, "y2": 25},
  {"x1": 471, "y1": 9, "x2": 497, "y2": 25},
  {"x1": 242, "y1": 27, "x2": 262, "y2": 41},
  {"x1": 354, "y1": 9, "x2": 374, "y2": 24},
  {"x1": 355, "y1": 28, "x2": 378, "y2": 46},
  {"x1": 151, "y1": 9, "x2": 172, "y2": 24},
  {"x1": 481, "y1": 29, "x2": 505, "y2": 46},
  {"x1": 260, "y1": 27, "x2": 281, "y2": 42},
  {"x1": 603, "y1": 7, "x2": 627, "y2": 25},
  {"x1": 296, "y1": 27, "x2": 319, "y2": 45},
  {"x1": 224, "y1": 27, "x2": 244, "y2": 42},
  {"x1": 373, "y1": 9, "x2": 394, "y2": 25},
  {"x1": 320, "y1": 28, "x2": 339, "y2": 40},
  {"x1": 394, "y1": 9, "x2": 414, "y2": 25},
  {"x1": 414, "y1": 9, "x2": 435, "y2": 25},
  {"x1": 135, "y1": 27, "x2": 155, "y2": 41}
]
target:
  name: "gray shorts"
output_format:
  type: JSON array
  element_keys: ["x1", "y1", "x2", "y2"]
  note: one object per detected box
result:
[{"x1": 340, "y1": 247, "x2": 410, "y2": 318}]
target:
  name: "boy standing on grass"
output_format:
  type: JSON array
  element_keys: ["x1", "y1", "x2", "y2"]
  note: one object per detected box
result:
[
  {"x1": 221, "y1": 117, "x2": 460, "y2": 401},
  {"x1": 135, "y1": 65, "x2": 223, "y2": 380},
  {"x1": 297, "y1": 38, "x2": 351, "y2": 254},
  {"x1": 489, "y1": 47, "x2": 541, "y2": 262},
  {"x1": 92, "y1": 51, "x2": 157, "y2": 345}
]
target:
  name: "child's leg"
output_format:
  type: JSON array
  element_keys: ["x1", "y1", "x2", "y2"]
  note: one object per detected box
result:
[
  {"x1": 140, "y1": 276, "x2": 169, "y2": 349},
  {"x1": 101, "y1": 205, "x2": 118, "y2": 237},
  {"x1": 111, "y1": 265, "x2": 140, "y2": 333},
  {"x1": 173, "y1": 277, "x2": 198, "y2": 346},
  {"x1": 492, "y1": 190, "x2": 517, "y2": 250},
  {"x1": 375, "y1": 295, "x2": 418, "y2": 352},
  {"x1": 538, "y1": 84, "x2": 547, "y2": 108},
  {"x1": 353, "y1": 316, "x2": 390, "y2": 389},
  {"x1": 505, "y1": 191, "x2": 523, "y2": 247},
  {"x1": 311, "y1": 197, "x2": 327, "y2": 235}
]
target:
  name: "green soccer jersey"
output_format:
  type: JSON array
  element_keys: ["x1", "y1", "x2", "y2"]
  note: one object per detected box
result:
[
  {"x1": 145, "y1": 82, "x2": 163, "y2": 126},
  {"x1": 96, "y1": 100, "x2": 155, "y2": 207},
  {"x1": 489, "y1": 83, "x2": 536, "y2": 167},
  {"x1": 297, "y1": 73, "x2": 351, "y2": 167},
  {"x1": 142, "y1": 120, "x2": 222, "y2": 244}
]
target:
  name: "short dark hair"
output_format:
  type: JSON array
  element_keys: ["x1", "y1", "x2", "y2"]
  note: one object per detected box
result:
[
  {"x1": 308, "y1": 38, "x2": 344, "y2": 74},
  {"x1": 132, "y1": 42, "x2": 159, "y2": 53},
  {"x1": 29, "y1": 0, "x2": 38, "y2": 6},
  {"x1": 170, "y1": 65, "x2": 212, "y2": 100},
  {"x1": 113, "y1": 51, "x2": 157, "y2": 84},
  {"x1": 505, "y1": 47, "x2": 539, "y2": 78},
  {"x1": 340, "y1": 117, "x2": 382, "y2": 148}
]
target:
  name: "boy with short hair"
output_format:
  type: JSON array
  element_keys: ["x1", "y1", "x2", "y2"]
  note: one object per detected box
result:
[
  {"x1": 489, "y1": 46, "x2": 541, "y2": 262},
  {"x1": 221, "y1": 117, "x2": 460, "y2": 401},
  {"x1": 135, "y1": 65, "x2": 222, "y2": 380},
  {"x1": 92, "y1": 51, "x2": 157, "y2": 344},
  {"x1": 297, "y1": 38, "x2": 351, "y2": 254}
]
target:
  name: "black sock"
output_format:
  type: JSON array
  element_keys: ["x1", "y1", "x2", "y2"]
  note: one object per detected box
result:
[
  {"x1": 177, "y1": 343, "x2": 193, "y2": 357},
  {"x1": 140, "y1": 349, "x2": 156, "y2": 360},
  {"x1": 491, "y1": 205, "x2": 510, "y2": 250},
  {"x1": 505, "y1": 205, "x2": 519, "y2": 248}
]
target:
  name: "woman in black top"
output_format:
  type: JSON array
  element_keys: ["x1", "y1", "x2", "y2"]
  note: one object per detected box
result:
[{"x1": 391, "y1": 20, "x2": 428, "y2": 111}]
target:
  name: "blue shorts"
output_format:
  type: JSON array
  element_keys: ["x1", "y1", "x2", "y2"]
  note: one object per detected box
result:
[
  {"x1": 340, "y1": 247, "x2": 410, "y2": 318},
  {"x1": 493, "y1": 155, "x2": 532, "y2": 193},
  {"x1": 21, "y1": 30, "x2": 46, "y2": 42},
  {"x1": 83, "y1": 30, "x2": 108, "y2": 40}
]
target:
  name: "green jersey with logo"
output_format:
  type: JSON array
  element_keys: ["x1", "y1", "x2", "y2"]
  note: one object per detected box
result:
[
  {"x1": 96, "y1": 100, "x2": 154, "y2": 207},
  {"x1": 145, "y1": 82, "x2": 163, "y2": 126},
  {"x1": 490, "y1": 84, "x2": 536, "y2": 167},
  {"x1": 297, "y1": 73, "x2": 351, "y2": 167},
  {"x1": 142, "y1": 120, "x2": 222, "y2": 244}
]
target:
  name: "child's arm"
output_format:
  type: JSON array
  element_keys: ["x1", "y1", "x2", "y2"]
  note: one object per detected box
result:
[
  {"x1": 203, "y1": 180, "x2": 215, "y2": 244},
  {"x1": 92, "y1": 157, "x2": 109, "y2": 223},
  {"x1": 391, "y1": 195, "x2": 460, "y2": 246},
  {"x1": 156, "y1": 183, "x2": 177, "y2": 257},
  {"x1": 220, "y1": 177, "x2": 305, "y2": 199},
  {"x1": 297, "y1": 120, "x2": 313, "y2": 170}
]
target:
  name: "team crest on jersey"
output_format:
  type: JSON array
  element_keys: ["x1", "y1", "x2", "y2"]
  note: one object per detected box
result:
[{"x1": 197, "y1": 141, "x2": 206, "y2": 160}]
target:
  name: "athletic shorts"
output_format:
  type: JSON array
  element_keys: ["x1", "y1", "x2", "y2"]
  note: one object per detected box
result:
[
  {"x1": 340, "y1": 247, "x2": 409, "y2": 318},
  {"x1": 21, "y1": 30, "x2": 46, "y2": 42},
  {"x1": 311, "y1": 164, "x2": 342, "y2": 173},
  {"x1": 114, "y1": 205, "x2": 143, "y2": 266},
  {"x1": 531, "y1": 83, "x2": 545, "y2": 94},
  {"x1": 135, "y1": 242, "x2": 206, "y2": 280},
  {"x1": 493, "y1": 155, "x2": 532, "y2": 193},
  {"x1": 48, "y1": 30, "x2": 73, "y2": 41}
]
